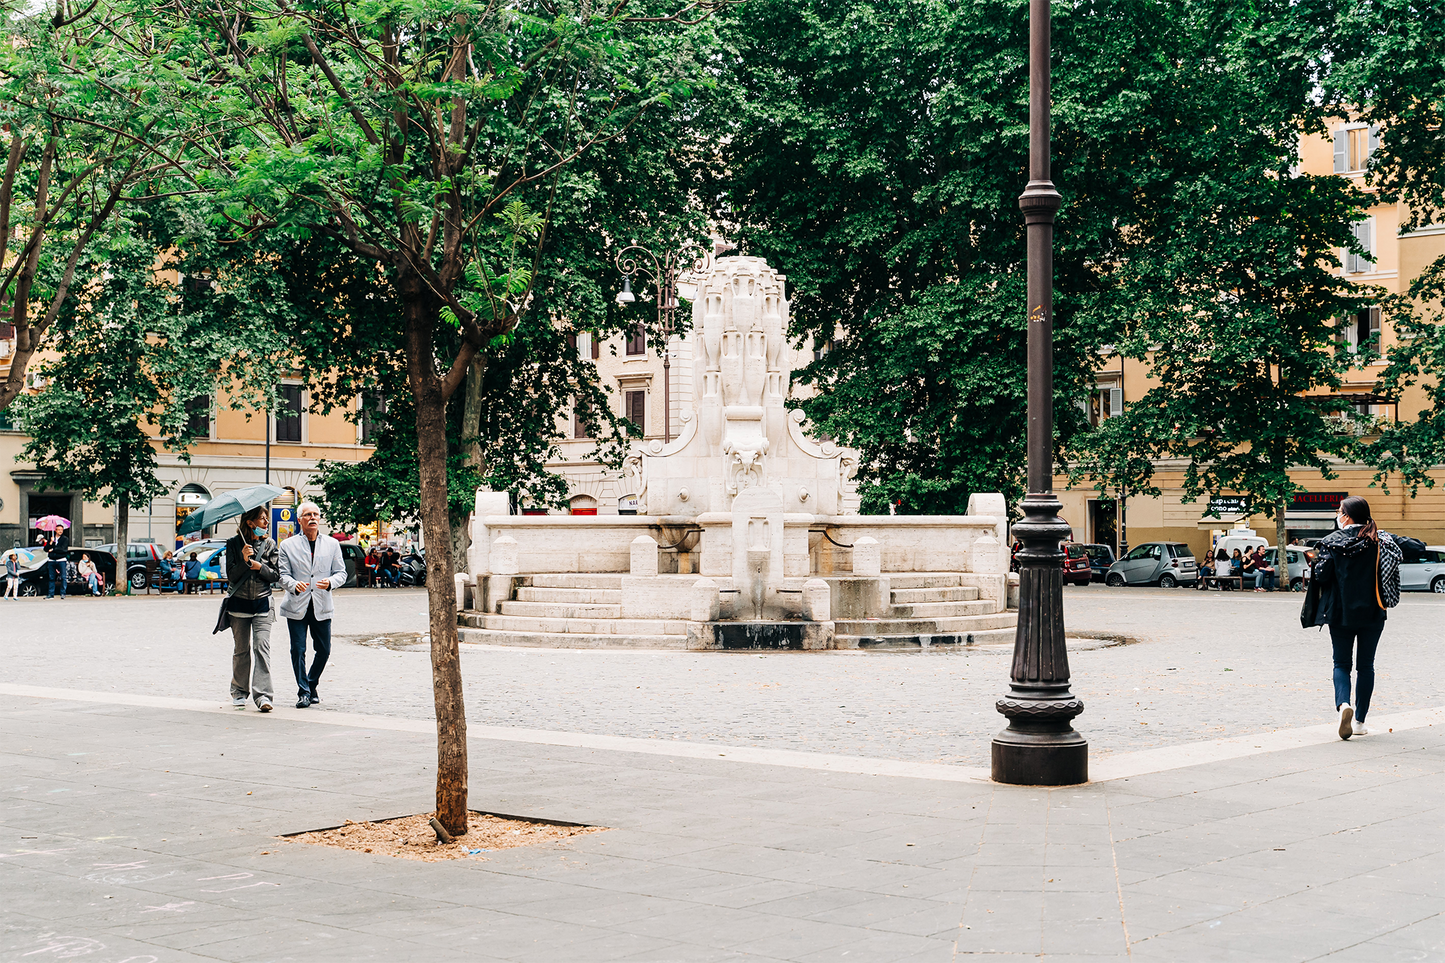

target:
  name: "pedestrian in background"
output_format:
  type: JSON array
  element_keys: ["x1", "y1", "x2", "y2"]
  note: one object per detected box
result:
[
  {"x1": 279, "y1": 501, "x2": 347, "y2": 708},
  {"x1": 46, "y1": 525, "x2": 70, "y2": 599},
  {"x1": 1310, "y1": 495, "x2": 1402, "y2": 740},
  {"x1": 77, "y1": 554, "x2": 101, "y2": 595},
  {"x1": 3, "y1": 551, "x2": 19, "y2": 599},
  {"x1": 225, "y1": 506, "x2": 279, "y2": 712}
]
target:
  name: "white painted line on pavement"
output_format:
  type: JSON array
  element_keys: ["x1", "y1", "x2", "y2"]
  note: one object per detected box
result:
[{"x1": 3, "y1": 683, "x2": 1441, "y2": 786}]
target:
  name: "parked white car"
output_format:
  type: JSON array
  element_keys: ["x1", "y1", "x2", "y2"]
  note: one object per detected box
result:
[{"x1": 1399, "y1": 543, "x2": 1445, "y2": 593}]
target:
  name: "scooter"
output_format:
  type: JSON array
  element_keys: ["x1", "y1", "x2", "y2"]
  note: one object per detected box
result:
[{"x1": 397, "y1": 552, "x2": 426, "y2": 587}]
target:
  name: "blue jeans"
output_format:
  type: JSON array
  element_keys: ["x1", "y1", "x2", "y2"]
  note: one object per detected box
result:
[
  {"x1": 287, "y1": 613, "x2": 332, "y2": 699},
  {"x1": 1330, "y1": 622, "x2": 1384, "y2": 722},
  {"x1": 47, "y1": 559, "x2": 67, "y2": 598}
]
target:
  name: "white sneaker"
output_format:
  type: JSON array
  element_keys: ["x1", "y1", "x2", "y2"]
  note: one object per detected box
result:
[
  {"x1": 232, "y1": 696, "x2": 247, "y2": 708},
  {"x1": 1338, "y1": 704, "x2": 1354, "y2": 740},
  {"x1": 1352, "y1": 719, "x2": 1368, "y2": 736}
]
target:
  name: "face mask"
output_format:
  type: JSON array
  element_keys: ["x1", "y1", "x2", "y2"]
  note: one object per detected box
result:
[{"x1": 252, "y1": 526, "x2": 268, "y2": 539}]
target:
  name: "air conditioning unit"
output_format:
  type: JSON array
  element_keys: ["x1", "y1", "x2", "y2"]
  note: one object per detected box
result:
[
  {"x1": 0, "y1": 340, "x2": 11, "y2": 359},
  {"x1": 26, "y1": 372, "x2": 46, "y2": 389}
]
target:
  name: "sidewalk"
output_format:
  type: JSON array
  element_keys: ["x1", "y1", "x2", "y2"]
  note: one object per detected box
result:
[{"x1": 3, "y1": 686, "x2": 1442, "y2": 962}]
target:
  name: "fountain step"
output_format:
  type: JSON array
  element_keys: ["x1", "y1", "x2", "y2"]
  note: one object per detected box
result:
[
  {"x1": 838, "y1": 626, "x2": 1017, "y2": 649},
  {"x1": 884, "y1": 574, "x2": 964, "y2": 589},
  {"x1": 528, "y1": 574, "x2": 626, "y2": 589},
  {"x1": 890, "y1": 586, "x2": 979, "y2": 603},
  {"x1": 460, "y1": 627, "x2": 687, "y2": 649},
  {"x1": 515, "y1": 587, "x2": 625, "y2": 604},
  {"x1": 834, "y1": 612, "x2": 1016, "y2": 635},
  {"x1": 888, "y1": 600, "x2": 994, "y2": 618},
  {"x1": 497, "y1": 600, "x2": 625, "y2": 619},
  {"x1": 461, "y1": 612, "x2": 689, "y2": 636}
]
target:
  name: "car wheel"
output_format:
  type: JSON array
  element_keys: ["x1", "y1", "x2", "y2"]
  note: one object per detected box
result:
[
  {"x1": 19, "y1": 581, "x2": 38, "y2": 597},
  {"x1": 129, "y1": 569, "x2": 148, "y2": 590},
  {"x1": 1432, "y1": 577, "x2": 1445, "y2": 594},
  {"x1": 1105, "y1": 573, "x2": 1125, "y2": 587},
  {"x1": 1290, "y1": 578, "x2": 1303, "y2": 592},
  {"x1": 1159, "y1": 574, "x2": 1177, "y2": 589}
]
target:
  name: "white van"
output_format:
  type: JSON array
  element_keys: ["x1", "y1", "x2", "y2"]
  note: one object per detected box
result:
[{"x1": 1209, "y1": 528, "x2": 1268, "y2": 571}]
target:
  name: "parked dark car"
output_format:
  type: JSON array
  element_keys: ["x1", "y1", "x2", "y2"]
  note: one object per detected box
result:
[
  {"x1": 1105, "y1": 541, "x2": 1199, "y2": 587},
  {"x1": 339, "y1": 542, "x2": 368, "y2": 588},
  {"x1": 97, "y1": 541, "x2": 166, "y2": 591},
  {"x1": 17, "y1": 549, "x2": 117, "y2": 596},
  {"x1": 1080, "y1": 543, "x2": 1117, "y2": 582},
  {"x1": 1063, "y1": 542, "x2": 1093, "y2": 586}
]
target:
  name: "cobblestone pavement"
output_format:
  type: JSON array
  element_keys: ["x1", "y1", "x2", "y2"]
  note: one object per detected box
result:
[{"x1": 4, "y1": 585, "x2": 1444, "y2": 768}]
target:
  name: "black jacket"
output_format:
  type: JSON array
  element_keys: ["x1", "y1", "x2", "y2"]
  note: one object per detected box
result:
[
  {"x1": 1313, "y1": 526, "x2": 1387, "y2": 627},
  {"x1": 47, "y1": 534, "x2": 69, "y2": 560}
]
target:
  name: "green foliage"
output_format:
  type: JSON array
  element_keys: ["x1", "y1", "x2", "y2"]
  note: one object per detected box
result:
[{"x1": 1065, "y1": 0, "x2": 1384, "y2": 518}]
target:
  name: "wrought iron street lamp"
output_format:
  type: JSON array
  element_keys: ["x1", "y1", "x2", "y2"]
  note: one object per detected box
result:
[
  {"x1": 992, "y1": 0, "x2": 1088, "y2": 785},
  {"x1": 614, "y1": 242, "x2": 712, "y2": 443}
]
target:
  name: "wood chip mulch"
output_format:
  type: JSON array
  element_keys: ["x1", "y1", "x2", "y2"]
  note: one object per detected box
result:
[{"x1": 284, "y1": 811, "x2": 606, "y2": 862}]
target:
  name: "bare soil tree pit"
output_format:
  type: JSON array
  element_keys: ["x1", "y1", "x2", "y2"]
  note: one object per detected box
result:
[{"x1": 282, "y1": 811, "x2": 607, "y2": 862}]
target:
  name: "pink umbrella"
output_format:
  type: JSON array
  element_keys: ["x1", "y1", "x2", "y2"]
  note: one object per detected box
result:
[{"x1": 33, "y1": 515, "x2": 71, "y2": 531}]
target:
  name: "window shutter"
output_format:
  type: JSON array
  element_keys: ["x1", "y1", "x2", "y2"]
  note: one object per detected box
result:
[
  {"x1": 1333, "y1": 130, "x2": 1347, "y2": 173},
  {"x1": 1368, "y1": 125, "x2": 1380, "y2": 161},
  {"x1": 1109, "y1": 387, "x2": 1123, "y2": 416},
  {"x1": 591, "y1": 334, "x2": 600, "y2": 360}
]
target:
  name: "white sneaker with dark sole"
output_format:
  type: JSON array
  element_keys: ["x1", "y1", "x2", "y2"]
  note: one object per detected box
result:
[
  {"x1": 1351, "y1": 719, "x2": 1367, "y2": 736},
  {"x1": 1338, "y1": 704, "x2": 1354, "y2": 740},
  {"x1": 258, "y1": 701, "x2": 272, "y2": 713}
]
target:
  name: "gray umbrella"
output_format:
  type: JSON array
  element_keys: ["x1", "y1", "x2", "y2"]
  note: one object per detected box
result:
[{"x1": 177, "y1": 484, "x2": 287, "y2": 535}]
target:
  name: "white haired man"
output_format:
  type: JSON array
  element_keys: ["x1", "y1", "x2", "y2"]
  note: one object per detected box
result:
[{"x1": 278, "y1": 501, "x2": 348, "y2": 708}]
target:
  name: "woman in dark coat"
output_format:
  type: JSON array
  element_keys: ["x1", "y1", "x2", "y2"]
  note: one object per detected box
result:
[{"x1": 1312, "y1": 495, "x2": 1401, "y2": 739}]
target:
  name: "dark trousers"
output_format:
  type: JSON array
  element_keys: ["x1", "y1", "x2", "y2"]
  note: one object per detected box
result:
[
  {"x1": 287, "y1": 611, "x2": 332, "y2": 699},
  {"x1": 1330, "y1": 622, "x2": 1384, "y2": 721},
  {"x1": 47, "y1": 559, "x2": 67, "y2": 598}
]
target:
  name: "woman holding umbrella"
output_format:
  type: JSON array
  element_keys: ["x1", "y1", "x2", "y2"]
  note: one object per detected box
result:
[{"x1": 223, "y1": 505, "x2": 280, "y2": 711}]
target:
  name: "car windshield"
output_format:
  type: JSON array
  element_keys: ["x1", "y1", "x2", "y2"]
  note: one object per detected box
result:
[{"x1": 1065, "y1": 544, "x2": 1086, "y2": 558}]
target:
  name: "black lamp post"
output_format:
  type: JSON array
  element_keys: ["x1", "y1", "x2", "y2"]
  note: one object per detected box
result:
[
  {"x1": 614, "y1": 242, "x2": 712, "y2": 443},
  {"x1": 991, "y1": 0, "x2": 1087, "y2": 786}
]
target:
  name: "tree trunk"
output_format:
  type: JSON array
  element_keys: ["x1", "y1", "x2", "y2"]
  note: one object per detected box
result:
[
  {"x1": 404, "y1": 291, "x2": 468, "y2": 838},
  {"x1": 115, "y1": 500, "x2": 129, "y2": 595},
  {"x1": 450, "y1": 356, "x2": 488, "y2": 603},
  {"x1": 1276, "y1": 498, "x2": 1289, "y2": 588}
]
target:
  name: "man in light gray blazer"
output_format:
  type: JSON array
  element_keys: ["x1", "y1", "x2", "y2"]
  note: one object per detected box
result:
[{"x1": 278, "y1": 501, "x2": 348, "y2": 708}]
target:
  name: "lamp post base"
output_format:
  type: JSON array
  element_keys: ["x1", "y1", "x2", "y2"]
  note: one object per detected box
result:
[{"x1": 991, "y1": 728, "x2": 1088, "y2": 786}]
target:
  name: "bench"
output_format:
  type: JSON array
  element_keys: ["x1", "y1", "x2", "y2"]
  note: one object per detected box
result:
[{"x1": 1203, "y1": 575, "x2": 1243, "y2": 591}]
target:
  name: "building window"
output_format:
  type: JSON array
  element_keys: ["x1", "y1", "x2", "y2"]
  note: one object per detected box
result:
[
  {"x1": 572, "y1": 403, "x2": 588, "y2": 439},
  {"x1": 1337, "y1": 307, "x2": 1381, "y2": 352},
  {"x1": 1345, "y1": 218, "x2": 1375, "y2": 274},
  {"x1": 625, "y1": 390, "x2": 646, "y2": 433},
  {"x1": 1088, "y1": 384, "x2": 1123, "y2": 426},
  {"x1": 1333, "y1": 125, "x2": 1379, "y2": 174},
  {"x1": 359, "y1": 392, "x2": 386, "y2": 445},
  {"x1": 186, "y1": 395, "x2": 211, "y2": 438},
  {"x1": 626, "y1": 325, "x2": 647, "y2": 356},
  {"x1": 276, "y1": 384, "x2": 303, "y2": 443}
]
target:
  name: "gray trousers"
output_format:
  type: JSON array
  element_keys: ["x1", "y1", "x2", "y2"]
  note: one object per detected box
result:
[{"x1": 230, "y1": 607, "x2": 274, "y2": 704}]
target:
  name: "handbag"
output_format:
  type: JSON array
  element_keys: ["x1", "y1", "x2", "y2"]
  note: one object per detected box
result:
[
  {"x1": 213, "y1": 597, "x2": 232, "y2": 635},
  {"x1": 1299, "y1": 565, "x2": 1321, "y2": 628}
]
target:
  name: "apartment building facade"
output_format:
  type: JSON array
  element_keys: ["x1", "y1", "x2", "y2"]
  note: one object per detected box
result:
[{"x1": 1057, "y1": 121, "x2": 1445, "y2": 560}]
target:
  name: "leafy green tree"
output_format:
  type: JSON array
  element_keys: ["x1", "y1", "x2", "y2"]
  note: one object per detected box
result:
[
  {"x1": 706, "y1": 0, "x2": 1203, "y2": 513},
  {"x1": 0, "y1": 0, "x2": 206, "y2": 409},
  {"x1": 1066, "y1": 1, "x2": 1384, "y2": 552},
  {"x1": 13, "y1": 199, "x2": 296, "y2": 576},
  {"x1": 162, "y1": 0, "x2": 722, "y2": 833},
  {"x1": 1295, "y1": 0, "x2": 1445, "y2": 490}
]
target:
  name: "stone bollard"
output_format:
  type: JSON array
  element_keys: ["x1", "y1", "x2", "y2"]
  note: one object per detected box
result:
[
  {"x1": 453, "y1": 573, "x2": 470, "y2": 612},
  {"x1": 489, "y1": 535, "x2": 519, "y2": 576},
  {"x1": 690, "y1": 578, "x2": 720, "y2": 622},
  {"x1": 630, "y1": 535, "x2": 659, "y2": 576},
  {"x1": 803, "y1": 578, "x2": 831, "y2": 621},
  {"x1": 852, "y1": 536, "x2": 881, "y2": 577},
  {"x1": 971, "y1": 532, "x2": 1005, "y2": 574}
]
